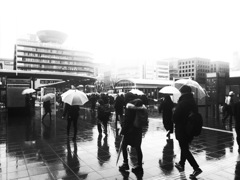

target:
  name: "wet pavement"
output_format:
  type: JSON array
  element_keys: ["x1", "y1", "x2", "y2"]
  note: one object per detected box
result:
[{"x1": 0, "y1": 106, "x2": 240, "y2": 180}]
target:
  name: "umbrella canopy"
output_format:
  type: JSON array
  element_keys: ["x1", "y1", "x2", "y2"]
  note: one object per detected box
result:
[
  {"x1": 42, "y1": 93, "x2": 55, "y2": 102},
  {"x1": 173, "y1": 78, "x2": 206, "y2": 99},
  {"x1": 61, "y1": 89, "x2": 76, "y2": 99},
  {"x1": 159, "y1": 86, "x2": 181, "y2": 103},
  {"x1": 129, "y1": 89, "x2": 144, "y2": 95},
  {"x1": 22, "y1": 88, "x2": 36, "y2": 95},
  {"x1": 62, "y1": 89, "x2": 89, "y2": 106}
]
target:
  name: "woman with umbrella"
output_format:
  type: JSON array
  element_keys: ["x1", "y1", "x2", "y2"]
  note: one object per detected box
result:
[{"x1": 61, "y1": 89, "x2": 88, "y2": 141}]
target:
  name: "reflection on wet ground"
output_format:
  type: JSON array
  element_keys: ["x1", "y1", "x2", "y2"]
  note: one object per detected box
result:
[{"x1": 0, "y1": 106, "x2": 239, "y2": 180}]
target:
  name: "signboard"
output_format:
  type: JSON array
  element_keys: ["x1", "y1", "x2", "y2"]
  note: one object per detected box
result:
[{"x1": 6, "y1": 78, "x2": 31, "y2": 108}]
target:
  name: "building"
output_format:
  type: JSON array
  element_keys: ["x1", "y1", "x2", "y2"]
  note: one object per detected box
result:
[
  {"x1": 155, "y1": 60, "x2": 169, "y2": 80},
  {"x1": 115, "y1": 78, "x2": 173, "y2": 99},
  {"x1": 210, "y1": 61, "x2": 229, "y2": 78},
  {"x1": 0, "y1": 58, "x2": 13, "y2": 70},
  {"x1": 178, "y1": 57, "x2": 210, "y2": 84},
  {"x1": 14, "y1": 30, "x2": 95, "y2": 88}
]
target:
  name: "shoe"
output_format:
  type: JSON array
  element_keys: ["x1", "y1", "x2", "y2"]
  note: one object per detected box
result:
[
  {"x1": 119, "y1": 163, "x2": 129, "y2": 171},
  {"x1": 132, "y1": 165, "x2": 143, "y2": 173},
  {"x1": 189, "y1": 168, "x2": 202, "y2": 178},
  {"x1": 175, "y1": 162, "x2": 184, "y2": 171}
]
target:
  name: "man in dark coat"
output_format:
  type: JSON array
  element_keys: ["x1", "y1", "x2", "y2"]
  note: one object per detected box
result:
[
  {"x1": 42, "y1": 100, "x2": 52, "y2": 122},
  {"x1": 119, "y1": 94, "x2": 145, "y2": 174},
  {"x1": 114, "y1": 94, "x2": 125, "y2": 125},
  {"x1": 62, "y1": 103, "x2": 80, "y2": 141},
  {"x1": 158, "y1": 95, "x2": 174, "y2": 138},
  {"x1": 172, "y1": 85, "x2": 202, "y2": 179}
]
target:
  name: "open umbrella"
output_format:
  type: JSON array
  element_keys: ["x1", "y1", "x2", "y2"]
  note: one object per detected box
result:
[
  {"x1": 42, "y1": 93, "x2": 55, "y2": 102},
  {"x1": 173, "y1": 78, "x2": 206, "y2": 99},
  {"x1": 61, "y1": 89, "x2": 76, "y2": 99},
  {"x1": 159, "y1": 86, "x2": 181, "y2": 103},
  {"x1": 129, "y1": 89, "x2": 144, "y2": 95},
  {"x1": 22, "y1": 88, "x2": 36, "y2": 95},
  {"x1": 62, "y1": 89, "x2": 88, "y2": 106}
]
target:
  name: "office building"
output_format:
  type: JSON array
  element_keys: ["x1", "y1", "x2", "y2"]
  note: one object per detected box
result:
[
  {"x1": 178, "y1": 57, "x2": 210, "y2": 84},
  {"x1": 14, "y1": 30, "x2": 94, "y2": 77}
]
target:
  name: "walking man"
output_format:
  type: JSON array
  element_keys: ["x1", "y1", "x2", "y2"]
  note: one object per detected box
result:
[
  {"x1": 222, "y1": 91, "x2": 235, "y2": 124},
  {"x1": 173, "y1": 85, "x2": 202, "y2": 179},
  {"x1": 62, "y1": 103, "x2": 80, "y2": 141}
]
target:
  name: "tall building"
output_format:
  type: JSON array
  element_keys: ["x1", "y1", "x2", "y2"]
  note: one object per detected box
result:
[
  {"x1": 178, "y1": 57, "x2": 210, "y2": 83},
  {"x1": 155, "y1": 60, "x2": 169, "y2": 80},
  {"x1": 210, "y1": 61, "x2": 229, "y2": 78},
  {"x1": 14, "y1": 30, "x2": 94, "y2": 77}
]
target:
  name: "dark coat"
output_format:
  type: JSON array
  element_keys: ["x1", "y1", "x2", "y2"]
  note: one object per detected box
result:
[
  {"x1": 114, "y1": 95, "x2": 125, "y2": 114},
  {"x1": 121, "y1": 100, "x2": 143, "y2": 147},
  {"x1": 158, "y1": 96, "x2": 174, "y2": 132},
  {"x1": 43, "y1": 100, "x2": 51, "y2": 113},
  {"x1": 63, "y1": 103, "x2": 79, "y2": 119},
  {"x1": 172, "y1": 93, "x2": 197, "y2": 142}
]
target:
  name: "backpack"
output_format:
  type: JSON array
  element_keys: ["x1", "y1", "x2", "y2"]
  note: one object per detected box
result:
[
  {"x1": 133, "y1": 109, "x2": 149, "y2": 128},
  {"x1": 185, "y1": 112, "x2": 203, "y2": 137}
]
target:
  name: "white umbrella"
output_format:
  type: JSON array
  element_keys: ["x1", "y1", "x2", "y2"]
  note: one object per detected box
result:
[
  {"x1": 61, "y1": 89, "x2": 76, "y2": 99},
  {"x1": 129, "y1": 89, "x2": 144, "y2": 95},
  {"x1": 22, "y1": 88, "x2": 36, "y2": 95},
  {"x1": 42, "y1": 93, "x2": 55, "y2": 102},
  {"x1": 159, "y1": 86, "x2": 181, "y2": 103},
  {"x1": 174, "y1": 78, "x2": 206, "y2": 99},
  {"x1": 62, "y1": 89, "x2": 89, "y2": 105}
]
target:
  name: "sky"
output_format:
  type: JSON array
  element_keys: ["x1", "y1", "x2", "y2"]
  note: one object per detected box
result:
[{"x1": 0, "y1": 0, "x2": 240, "y2": 66}]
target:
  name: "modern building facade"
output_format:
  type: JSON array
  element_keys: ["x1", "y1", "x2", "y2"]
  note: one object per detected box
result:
[
  {"x1": 178, "y1": 57, "x2": 211, "y2": 84},
  {"x1": 14, "y1": 30, "x2": 94, "y2": 77},
  {"x1": 155, "y1": 60, "x2": 169, "y2": 80},
  {"x1": 210, "y1": 61, "x2": 230, "y2": 78}
]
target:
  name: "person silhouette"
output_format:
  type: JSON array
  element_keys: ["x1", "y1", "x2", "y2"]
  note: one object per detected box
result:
[
  {"x1": 159, "y1": 139, "x2": 174, "y2": 175},
  {"x1": 97, "y1": 134, "x2": 111, "y2": 166},
  {"x1": 65, "y1": 140, "x2": 80, "y2": 175},
  {"x1": 42, "y1": 100, "x2": 52, "y2": 122}
]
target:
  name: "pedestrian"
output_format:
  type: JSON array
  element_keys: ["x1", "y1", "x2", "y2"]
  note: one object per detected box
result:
[
  {"x1": 97, "y1": 99, "x2": 111, "y2": 135},
  {"x1": 172, "y1": 85, "x2": 202, "y2": 179},
  {"x1": 222, "y1": 91, "x2": 235, "y2": 124},
  {"x1": 158, "y1": 95, "x2": 174, "y2": 139},
  {"x1": 114, "y1": 94, "x2": 125, "y2": 126},
  {"x1": 42, "y1": 100, "x2": 52, "y2": 122},
  {"x1": 234, "y1": 96, "x2": 240, "y2": 153},
  {"x1": 119, "y1": 94, "x2": 146, "y2": 175},
  {"x1": 62, "y1": 103, "x2": 80, "y2": 141}
]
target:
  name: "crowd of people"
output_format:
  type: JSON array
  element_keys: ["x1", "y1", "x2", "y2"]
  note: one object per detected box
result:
[{"x1": 37, "y1": 86, "x2": 240, "y2": 179}]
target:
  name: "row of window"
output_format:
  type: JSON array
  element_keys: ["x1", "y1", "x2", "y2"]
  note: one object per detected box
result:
[
  {"x1": 18, "y1": 51, "x2": 91, "y2": 62},
  {"x1": 179, "y1": 60, "x2": 210, "y2": 65},
  {"x1": 19, "y1": 58, "x2": 92, "y2": 67},
  {"x1": 18, "y1": 64, "x2": 94, "y2": 72},
  {"x1": 17, "y1": 44, "x2": 87, "y2": 57}
]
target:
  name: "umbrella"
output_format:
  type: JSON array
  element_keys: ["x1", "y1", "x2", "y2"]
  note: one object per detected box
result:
[
  {"x1": 62, "y1": 89, "x2": 89, "y2": 106},
  {"x1": 22, "y1": 88, "x2": 36, "y2": 95},
  {"x1": 173, "y1": 78, "x2": 206, "y2": 99},
  {"x1": 129, "y1": 89, "x2": 144, "y2": 95},
  {"x1": 116, "y1": 135, "x2": 124, "y2": 166},
  {"x1": 159, "y1": 86, "x2": 181, "y2": 103},
  {"x1": 42, "y1": 93, "x2": 55, "y2": 102},
  {"x1": 61, "y1": 89, "x2": 75, "y2": 99}
]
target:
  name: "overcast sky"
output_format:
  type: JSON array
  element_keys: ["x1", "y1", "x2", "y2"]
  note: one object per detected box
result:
[{"x1": 0, "y1": 0, "x2": 240, "y2": 65}]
